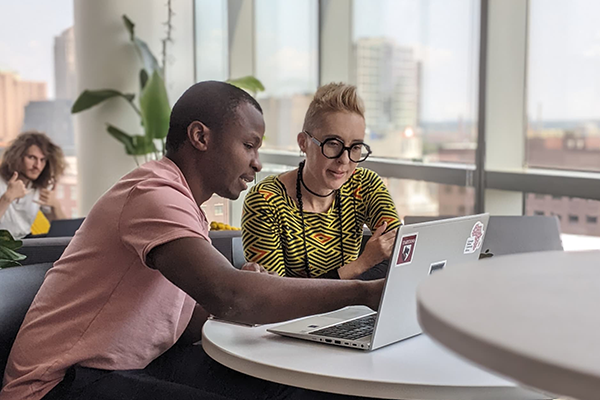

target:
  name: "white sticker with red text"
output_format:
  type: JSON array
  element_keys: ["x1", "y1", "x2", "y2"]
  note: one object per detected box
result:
[{"x1": 464, "y1": 221, "x2": 485, "y2": 254}]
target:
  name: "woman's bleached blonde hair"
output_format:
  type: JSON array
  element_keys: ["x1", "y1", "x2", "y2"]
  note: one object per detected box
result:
[
  {"x1": 0, "y1": 131, "x2": 66, "y2": 189},
  {"x1": 302, "y1": 82, "x2": 365, "y2": 133}
]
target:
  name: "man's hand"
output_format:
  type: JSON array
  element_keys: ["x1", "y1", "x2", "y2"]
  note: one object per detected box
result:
[
  {"x1": 241, "y1": 262, "x2": 277, "y2": 275},
  {"x1": 37, "y1": 187, "x2": 60, "y2": 209},
  {"x1": 2, "y1": 172, "x2": 29, "y2": 203}
]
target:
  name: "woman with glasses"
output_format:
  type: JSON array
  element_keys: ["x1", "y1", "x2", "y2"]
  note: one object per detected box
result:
[{"x1": 242, "y1": 83, "x2": 400, "y2": 279}]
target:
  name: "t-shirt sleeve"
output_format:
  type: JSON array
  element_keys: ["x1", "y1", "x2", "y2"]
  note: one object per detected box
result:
[
  {"x1": 241, "y1": 187, "x2": 286, "y2": 276},
  {"x1": 119, "y1": 181, "x2": 209, "y2": 266},
  {"x1": 361, "y1": 169, "x2": 402, "y2": 233}
]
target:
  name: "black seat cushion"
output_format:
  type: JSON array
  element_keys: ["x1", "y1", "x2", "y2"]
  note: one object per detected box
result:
[{"x1": 0, "y1": 263, "x2": 52, "y2": 379}]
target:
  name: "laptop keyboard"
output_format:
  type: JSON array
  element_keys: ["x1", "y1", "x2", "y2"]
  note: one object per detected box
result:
[{"x1": 308, "y1": 314, "x2": 376, "y2": 340}]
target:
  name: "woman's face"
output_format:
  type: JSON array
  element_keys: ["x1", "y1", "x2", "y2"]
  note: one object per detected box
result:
[{"x1": 298, "y1": 111, "x2": 366, "y2": 192}]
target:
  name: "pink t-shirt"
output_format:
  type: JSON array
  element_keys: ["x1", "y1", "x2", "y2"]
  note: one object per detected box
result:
[{"x1": 0, "y1": 157, "x2": 205, "y2": 400}]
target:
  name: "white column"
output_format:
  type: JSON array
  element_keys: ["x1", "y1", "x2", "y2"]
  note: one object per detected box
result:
[
  {"x1": 483, "y1": 0, "x2": 528, "y2": 215},
  {"x1": 319, "y1": 0, "x2": 353, "y2": 84},
  {"x1": 73, "y1": 0, "x2": 194, "y2": 215},
  {"x1": 227, "y1": 0, "x2": 255, "y2": 79}
]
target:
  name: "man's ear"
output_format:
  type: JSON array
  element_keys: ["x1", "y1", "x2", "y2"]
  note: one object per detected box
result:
[{"x1": 187, "y1": 121, "x2": 212, "y2": 151}]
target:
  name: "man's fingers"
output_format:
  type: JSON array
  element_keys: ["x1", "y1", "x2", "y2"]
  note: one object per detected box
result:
[{"x1": 9, "y1": 172, "x2": 18, "y2": 183}]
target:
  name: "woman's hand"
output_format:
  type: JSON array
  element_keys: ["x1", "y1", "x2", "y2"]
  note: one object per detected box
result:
[
  {"x1": 360, "y1": 222, "x2": 397, "y2": 267},
  {"x1": 241, "y1": 262, "x2": 277, "y2": 275}
]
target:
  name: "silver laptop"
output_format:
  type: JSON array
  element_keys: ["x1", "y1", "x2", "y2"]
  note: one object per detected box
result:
[
  {"x1": 267, "y1": 213, "x2": 490, "y2": 351},
  {"x1": 403, "y1": 215, "x2": 563, "y2": 258}
]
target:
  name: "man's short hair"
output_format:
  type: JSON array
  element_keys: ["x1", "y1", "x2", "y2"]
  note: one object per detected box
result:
[{"x1": 166, "y1": 81, "x2": 263, "y2": 153}]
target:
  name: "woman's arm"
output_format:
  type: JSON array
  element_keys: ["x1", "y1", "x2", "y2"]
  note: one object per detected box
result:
[
  {"x1": 241, "y1": 187, "x2": 286, "y2": 275},
  {"x1": 336, "y1": 170, "x2": 401, "y2": 279}
]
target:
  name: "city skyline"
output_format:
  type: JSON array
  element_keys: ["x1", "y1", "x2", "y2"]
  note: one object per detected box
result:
[{"x1": 1, "y1": 0, "x2": 599, "y2": 121}]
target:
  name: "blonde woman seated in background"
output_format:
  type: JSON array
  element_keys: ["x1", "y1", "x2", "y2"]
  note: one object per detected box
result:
[{"x1": 242, "y1": 83, "x2": 400, "y2": 279}]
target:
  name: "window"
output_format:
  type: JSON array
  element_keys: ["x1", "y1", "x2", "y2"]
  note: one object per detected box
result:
[
  {"x1": 534, "y1": 211, "x2": 544, "y2": 216},
  {"x1": 353, "y1": 0, "x2": 480, "y2": 164},
  {"x1": 388, "y1": 178, "x2": 474, "y2": 219},
  {"x1": 587, "y1": 216, "x2": 597, "y2": 224},
  {"x1": 194, "y1": 0, "x2": 228, "y2": 81},
  {"x1": 214, "y1": 204, "x2": 224, "y2": 216},
  {"x1": 526, "y1": 0, "x2": 600, "y2": 172},
  {"x1": 255, "y1": 0, "x2": 318, "y2": 151},
  {"x1": 0, "y1": 0, "x2": 78, "y2": 215},
  {"x1": 569, "y1": 215, "x2": 579, "y2": 223}
]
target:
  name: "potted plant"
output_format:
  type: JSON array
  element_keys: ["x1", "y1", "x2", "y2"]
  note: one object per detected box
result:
[
  {"x1": 0, "y1": 230, "x2": 26, "y2": 268},
  {"x1": 71, "y1": 10, "x2": 264, "y2": 165}
]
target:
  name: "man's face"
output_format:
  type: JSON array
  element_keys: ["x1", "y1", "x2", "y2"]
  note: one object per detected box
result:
[
  {"x1": 211, "y1": 103, "x2": 265, "y2": 200},
  {"x1": 21, "y1": 144, "x2": 47, "y2": 181}
]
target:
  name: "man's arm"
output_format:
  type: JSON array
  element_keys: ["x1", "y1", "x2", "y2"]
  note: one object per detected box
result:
[{"x1": 147, "y1": 237, "x2": 384, "y2": 325}]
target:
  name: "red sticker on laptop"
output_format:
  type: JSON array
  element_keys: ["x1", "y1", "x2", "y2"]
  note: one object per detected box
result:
[
  {"x1": 464, "y1": 221, "x2": 484, "y2": 254},
  {"x1": 396, "y1": 233, "x2": 418, "y2": 266}
]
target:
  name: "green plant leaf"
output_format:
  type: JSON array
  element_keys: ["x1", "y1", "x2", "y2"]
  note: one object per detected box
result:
[
  {"x1": 72, "y1": 90, "x2": 135, "y2": 114},
  {"x1": 131, "y1": 135, "x2": 157, "y2": 155},
  {"x1": 139, "y1": 71, "x2": 170, "y2": 140},
  {"x1": 123, "y1": 15, "x2": 135, "y2": 41},
  {"x1": 122, "y1": 15, "x2": 161, "y2": 77},
  {"x1": 0, "y1": 229, "x2": 22, "y2": 251},
  {"x1": 226, "y1": 76, "x2": 265, "y2": 95},
  {"x1": 140, "y1": 69, "x2": 149, "y2": 90},
  {"x1": 106, "y1": 125, "x2": 137, "y2": 155},
  {"x1": 0, "y1": 260, "x2": 22, "y2": 269},
  {"x1": 0, "y1": 246, "x2": 26, "y2": 261},
  {"x1": 106, "y1": 125, "x2": 157, "y2": 156}
]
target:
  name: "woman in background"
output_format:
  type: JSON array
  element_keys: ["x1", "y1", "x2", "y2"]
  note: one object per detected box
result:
[{"x1": 242, "y1": 83, "x2": 400, "y2": 279}]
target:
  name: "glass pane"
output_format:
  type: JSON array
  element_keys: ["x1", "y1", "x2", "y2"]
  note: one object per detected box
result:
[
  {"x1": 255, "y1": 0, "x2": 319, "y2": 151},
  {"x1": 526, "y1": 0, "x2": 600, "y2": 172},
  {"x1": 194, "y1": 0, "x2": 228, "y2": 81},
  {"x1": 0, "y1": 0, "x2": 79, "y2": 220},
  {"x1": 387, "y1": 179, "x2": 474, "y2": 221},
  {"x1": 525, "y1": 193, "x2": 600, "y2": 250},
  {"x1": 353, "y1": 0, "x2": 479, "y2": 164}
]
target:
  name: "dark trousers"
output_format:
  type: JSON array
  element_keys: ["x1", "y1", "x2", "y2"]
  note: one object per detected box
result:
[{"x1": 43, "y1": 342, "x2": 376, "y2": 400}]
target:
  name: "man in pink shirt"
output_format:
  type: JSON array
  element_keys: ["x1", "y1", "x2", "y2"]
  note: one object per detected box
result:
[{"x1": 0, "y1": 81, "x2": 384, "y2": 400}]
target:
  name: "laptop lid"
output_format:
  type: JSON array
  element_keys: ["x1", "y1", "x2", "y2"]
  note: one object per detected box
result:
[
  {"x1": 371, "y1": 213, "x2": 489, "y2": 350},
  {"x1": 479, "y1": 215, "x2": 562, "y2": 258},
  {"x1": 47, "y1": 218, "x2": 85, "y2": 237}
]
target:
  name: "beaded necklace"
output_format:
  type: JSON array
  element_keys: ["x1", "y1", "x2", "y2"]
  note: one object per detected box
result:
[{"x1": 294, "y1": 160, "x2": 345, "y2": 278}]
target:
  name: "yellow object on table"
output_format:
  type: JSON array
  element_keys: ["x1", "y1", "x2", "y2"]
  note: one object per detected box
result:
[
  {"x1": 31, "y1": 210, "x2": 50, "y2": 235},
  {"x1": 210, "y1": 221, "x2": 241, "y2": 231}
]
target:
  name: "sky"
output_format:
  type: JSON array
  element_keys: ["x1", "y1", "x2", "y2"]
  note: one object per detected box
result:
[
  {"x1": 0, "y1": 0, "x2": 73, "y2": 98},
  {"x1": 1, "y1": 0, "x2": 599, "y2": 121}
]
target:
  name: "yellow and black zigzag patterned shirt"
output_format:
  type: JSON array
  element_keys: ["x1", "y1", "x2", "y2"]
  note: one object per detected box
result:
[{"x1": 242, "y1": 168, "x2": 400, "y2": 278}]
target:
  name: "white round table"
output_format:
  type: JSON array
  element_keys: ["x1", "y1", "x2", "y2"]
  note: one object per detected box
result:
[
  {"x1": 418, "y1": 250, "x2": 600, "y2": 400},
  {"x1": 202, "y1": 319, "x2": 546, "y2": 399}
]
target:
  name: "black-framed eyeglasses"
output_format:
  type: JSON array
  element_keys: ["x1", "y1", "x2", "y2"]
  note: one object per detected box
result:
[{"x1": 303, "y1": 131, "x2": 372, "y2": 163}]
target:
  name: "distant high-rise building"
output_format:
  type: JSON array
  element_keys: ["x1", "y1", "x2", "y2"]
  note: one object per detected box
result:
[
  {"x1": 23, "y1": 99, "x2": 75, "y2": 155},
  {"x1": 354, "y1": 37, "x2": 420, "y2": 136},
  {"x1": 54, "y1": 27, "x2": 77, "y2": 100},
  {"x1": 0, "y1": 71, "x2": 47, "y2": 143},
  {"x1": 259, "y1": 94, "x2": 313, "y2": 151}
]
